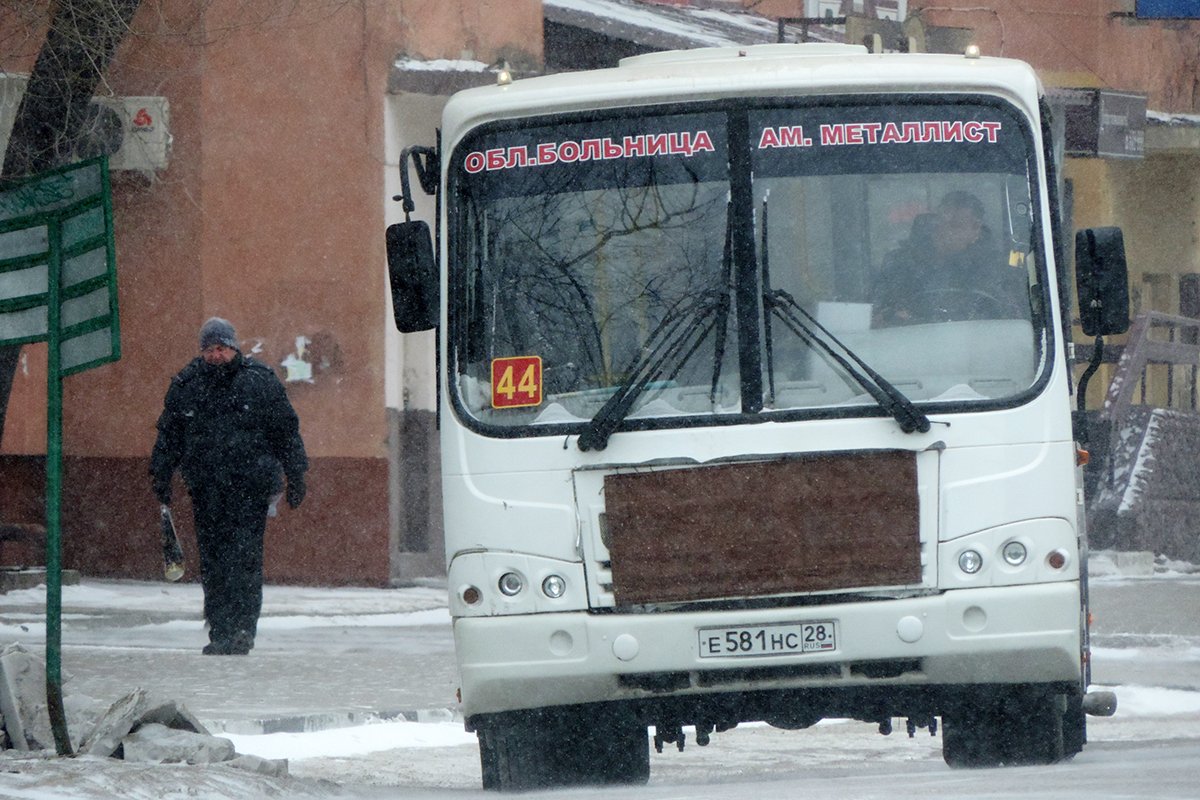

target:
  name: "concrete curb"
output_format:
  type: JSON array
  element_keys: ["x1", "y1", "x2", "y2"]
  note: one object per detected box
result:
[{"x1": 0, "y1": 568, "x2": 81, "y2": 592}]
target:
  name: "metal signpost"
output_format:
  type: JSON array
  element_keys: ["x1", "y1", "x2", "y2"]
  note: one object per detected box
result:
[{"x1": 0, "y1": 157, "x2": 120, "y2": 754}]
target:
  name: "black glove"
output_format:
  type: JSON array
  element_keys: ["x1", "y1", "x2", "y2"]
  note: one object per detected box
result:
[
  {"x1": 153, "y1": 476, "x2": 171, "y2": 506},
  {"x1": 286, "y1": 477, "x2": 306, "y2": 509}
]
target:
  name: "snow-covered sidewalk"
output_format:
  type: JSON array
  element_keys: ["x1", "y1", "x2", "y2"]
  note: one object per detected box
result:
[
  {"x1": 0, "y1": 578, "x2": 464, "y2": 797},
  {"x1": 0, "y1": 578, "x2": 458, "y2": 732}
]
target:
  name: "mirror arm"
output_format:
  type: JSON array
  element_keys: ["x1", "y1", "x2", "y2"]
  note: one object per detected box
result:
[
  {"x1": 1076, "y1": 334, "x2": 1104, "y2": 416},
  {"x1": 394, "y1": 145, "x2": 440, "y2": 220}
]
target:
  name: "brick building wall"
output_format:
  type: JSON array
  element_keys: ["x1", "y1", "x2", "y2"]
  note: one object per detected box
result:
[{"x1": 0, "y1": 0, "x2": 542, "y2": 585}]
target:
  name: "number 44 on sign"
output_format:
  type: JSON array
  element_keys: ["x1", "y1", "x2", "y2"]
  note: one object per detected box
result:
[{"x1": 491, "y1": 355, "x2": 542, "y2": 408}]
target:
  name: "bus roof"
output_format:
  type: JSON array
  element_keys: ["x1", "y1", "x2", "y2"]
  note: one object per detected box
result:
[{"x1": 441, "y1": 44, "x2": 1043, "y2": 143}]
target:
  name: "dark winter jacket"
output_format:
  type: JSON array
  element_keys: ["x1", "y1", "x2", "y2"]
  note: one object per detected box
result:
[
  {"x1": 872, "y1": 225, "x2": 1028, "y2": 326},
  {"x1": 150, "y1": 354, "x2": 307, "y2": 502}
]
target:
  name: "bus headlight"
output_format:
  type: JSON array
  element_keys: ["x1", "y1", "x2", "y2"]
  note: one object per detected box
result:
[
  {"x1": 958, "y1": 549, "x2": 983, "y2": 574},
  {"x1": 1001, "y1": 541, "x2": 1027, "y2": 566},
  {"x1": 498, "y1": 572, "x2": 524, "y2": 596},
  {"x1": 541, "y1": 574, "x2": 567, "y2": 598}
]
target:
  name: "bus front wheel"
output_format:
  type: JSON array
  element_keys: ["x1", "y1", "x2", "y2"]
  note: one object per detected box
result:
[
  {"x1": 477, "y1": 705, "x2": 650, "y2": 791},
  {"x1": 942, "y1": 688, "x2": 1075, "y2": 768}
]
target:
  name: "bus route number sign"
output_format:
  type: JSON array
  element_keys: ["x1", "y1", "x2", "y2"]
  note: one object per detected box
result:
[{"x1": 491, "y1": 356, "x2": 543, "y2": 408}]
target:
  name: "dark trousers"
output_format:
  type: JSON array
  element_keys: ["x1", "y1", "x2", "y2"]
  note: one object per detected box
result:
[{"x1": 190, "y1": 482, "x2": 270, "y2": 643}]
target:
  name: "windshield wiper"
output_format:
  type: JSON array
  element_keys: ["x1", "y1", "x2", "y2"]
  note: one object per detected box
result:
[
  {"x1": 577, "y1": 290, "x2": 727, "y2": 452},
  {"x1": 766, "y1": 289, "x2": 931, "y2": 434}
]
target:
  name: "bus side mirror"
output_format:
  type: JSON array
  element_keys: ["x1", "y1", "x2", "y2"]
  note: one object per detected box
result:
[
  {"x1": 386, "y1": 221, "x2": 438, "y2": 332},
  {"x1": 1075, "y1": 227, "x2": 1130, "y2": 337}
]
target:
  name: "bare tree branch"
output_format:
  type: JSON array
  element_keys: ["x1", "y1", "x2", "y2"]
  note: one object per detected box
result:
[{"x1": 0, "y1": 0, "x2": 143, "y2": 446}]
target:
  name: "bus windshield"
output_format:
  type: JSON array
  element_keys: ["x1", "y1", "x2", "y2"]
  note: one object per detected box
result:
[{"x1": 448, "y1": 97, "x2": 1049, "y2": 436}]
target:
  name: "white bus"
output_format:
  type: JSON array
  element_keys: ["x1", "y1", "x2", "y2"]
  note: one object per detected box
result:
[{"x1": 388, "y1": 43, "x2": 1128, "y2": 791}]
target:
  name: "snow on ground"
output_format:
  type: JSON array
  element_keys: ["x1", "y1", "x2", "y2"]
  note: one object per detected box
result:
[
  {"x1": 1099, "y1": 684, "x2": 1200, "y2": 716},
  {"x1": 0, "y1": 580, "x2": 450, "y2": 641},
  {"x1": 220, "y1": 680, "x2": 1200, "y2": 766},
  {"x1": 2, "y1": 581, "x2": 449, "y2": 618},
  {"x1": 2, "y1": 553, "x2": 1198, "y2": 798},
  {"x1": 222, "y1": 719, "x2": 477, "y2": 761},
  {"x1": 0, "y1": 610, "x2": 453, "y2": 640}
]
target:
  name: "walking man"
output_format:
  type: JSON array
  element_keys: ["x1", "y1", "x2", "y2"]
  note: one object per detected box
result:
[{"x1": 150, "y1": 317, "x2": 308, "y2": 655}]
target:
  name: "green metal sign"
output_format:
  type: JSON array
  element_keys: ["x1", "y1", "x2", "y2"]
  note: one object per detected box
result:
[
  {"x1": 0, "y1": 157, "x2": 120, "y2": 755},
  {"x1": 0, "y1": 157, "x2": 120, "y2": 370}
]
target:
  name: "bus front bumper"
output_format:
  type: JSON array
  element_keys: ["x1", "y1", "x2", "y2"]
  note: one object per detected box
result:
[{"x1": 453, "y1": 581, "x2": 1083, "y2": 719}]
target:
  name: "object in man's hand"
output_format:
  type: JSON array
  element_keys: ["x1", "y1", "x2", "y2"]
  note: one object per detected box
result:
[{"x1": 160, "y1": 505, "x2": 185, "y2": 582}]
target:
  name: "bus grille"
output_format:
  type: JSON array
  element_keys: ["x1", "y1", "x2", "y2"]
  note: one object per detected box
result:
[{"x1": 600, "y1": 451, "x2": 922, "y2": 606}]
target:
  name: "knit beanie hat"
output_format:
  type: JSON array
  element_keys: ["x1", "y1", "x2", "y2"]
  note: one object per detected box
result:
[{"x1": 199, "y1": 317, "x2": 238, "y2": 350}]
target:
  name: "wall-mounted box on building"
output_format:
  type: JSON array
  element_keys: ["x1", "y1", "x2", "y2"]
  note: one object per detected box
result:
[
  {"x1": 0, "y1": 74, "x2": 170, "y2": 173},
  {"x1": 1049, "y1": 88, "x2": 1147, "y2": 160},
  {"x1": 88, "y1": 96, "x2": 171, "y2": 172}
]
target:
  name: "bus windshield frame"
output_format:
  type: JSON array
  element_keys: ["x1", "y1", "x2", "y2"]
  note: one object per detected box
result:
[{"x1": 446, "y1": 94, "x2": 1053, "y2": 440}]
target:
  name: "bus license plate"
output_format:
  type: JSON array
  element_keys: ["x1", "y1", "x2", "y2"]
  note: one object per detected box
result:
[{"x1": 697, "y1": 621, "x2": 837, "y2": 658}]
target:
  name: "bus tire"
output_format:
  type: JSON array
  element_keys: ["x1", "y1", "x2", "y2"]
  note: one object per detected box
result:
[
  {"x1": 477, "y1": 707, "x2": 650, "y2": 791},
  {"x1": 1061, "y1": 693, "x2": 1086, "y2": 760},
  {"x1": 942, "y1": 688, "x2": 1066, "y2": 768}
]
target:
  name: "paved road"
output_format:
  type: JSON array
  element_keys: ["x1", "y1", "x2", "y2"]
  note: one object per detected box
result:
[
  {"x1": 2, "y1": 569, "x2": 1197, "y2": 798},
  {"x1": 1088, "y1": 574, "x2": 1200, "y2": 690}
]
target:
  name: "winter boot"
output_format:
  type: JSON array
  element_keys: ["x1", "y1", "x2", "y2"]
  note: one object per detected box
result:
[
  {"x1": 202, "y1": 639, "x2": 231, "y2": 655},
  {"x1": 228, "y1": 629, "x2": 255, "y2": 655}
]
